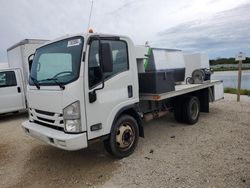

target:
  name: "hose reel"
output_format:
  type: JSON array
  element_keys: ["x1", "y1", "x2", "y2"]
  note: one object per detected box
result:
[{"x1": 186, "y1": 68, "x2": 213, "y2": 84}]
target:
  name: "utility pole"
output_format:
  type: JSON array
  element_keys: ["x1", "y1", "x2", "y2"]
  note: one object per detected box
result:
[
  {"x1": 235, "y1": 52, "x2": 246, "y2": 102},
  {"x1": 237, "y1": 60, "x2": 242, "y2": 102}
]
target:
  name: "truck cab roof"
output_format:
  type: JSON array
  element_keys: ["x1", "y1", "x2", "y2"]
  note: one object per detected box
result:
[{"x1": 38, "y1": 33, "x2": 132, "y2": 48}]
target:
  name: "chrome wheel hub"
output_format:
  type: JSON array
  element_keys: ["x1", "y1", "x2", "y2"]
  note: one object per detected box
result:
[{"x1": 116, "y1": 123, "x2": 135, "y2": 149}]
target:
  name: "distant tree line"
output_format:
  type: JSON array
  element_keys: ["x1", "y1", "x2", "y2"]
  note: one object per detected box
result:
[{"x1": 210, "y1": 57, "x2": 250, "y2": 65}]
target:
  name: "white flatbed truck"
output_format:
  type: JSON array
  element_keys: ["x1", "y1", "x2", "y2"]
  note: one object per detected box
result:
[{"x1": 22, "y1": 33, "x2": 223, "y2": 158}]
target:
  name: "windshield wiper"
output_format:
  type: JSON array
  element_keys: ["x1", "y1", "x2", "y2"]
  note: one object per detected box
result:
[
  {"x1": 30, "y1": 76, "x2": 40, "y2": 90},
  {"x1": 40, "y1": 78, "x2": 65, "y2": 90}
]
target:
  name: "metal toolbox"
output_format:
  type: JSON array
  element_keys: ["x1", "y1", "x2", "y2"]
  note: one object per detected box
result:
[{"x1": 138, "y1": 70, "x2": 175, "y2": 94}]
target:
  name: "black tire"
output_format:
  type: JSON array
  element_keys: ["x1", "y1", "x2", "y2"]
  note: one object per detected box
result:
[
  {"x1": 174, "y1": 99, "x2": 184, "y2": 122},
  {"x1": 183, "y1": 96, "x2": 200, "y2": 125},
  {"x1": 103, "y1": 115, "x2": 139, "y2": 158},
  {"x1": 103, "y1": 139, "x2": 112, "y2": 155}
]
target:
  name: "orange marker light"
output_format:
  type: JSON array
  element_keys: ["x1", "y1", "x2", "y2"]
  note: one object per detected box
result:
[
  {"x1": 152, "y1": 95, "x2": 161, "y2": 100},
  {"x1": 88, "y1": 28, "x2": 94, "y2": 33}
]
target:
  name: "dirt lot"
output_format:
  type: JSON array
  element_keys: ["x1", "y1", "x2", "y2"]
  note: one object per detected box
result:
[{"x1": 0, "y1": 94, "x2": 249, "y2": 188}]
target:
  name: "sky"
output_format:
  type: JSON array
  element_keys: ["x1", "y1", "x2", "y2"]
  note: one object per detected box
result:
[{"x1": 0, "y1": 0, "x2": 249, "y2": 63}]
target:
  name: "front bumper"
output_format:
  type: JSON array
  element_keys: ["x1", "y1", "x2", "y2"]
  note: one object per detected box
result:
[{"x1": 22, "y1": 121, "x2": 88, "y2": 151}]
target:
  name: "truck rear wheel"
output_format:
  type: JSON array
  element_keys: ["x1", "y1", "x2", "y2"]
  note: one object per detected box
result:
[
  {"x1": 104, "y1": 115, "x2": 139, "y2": 158},
  {"x1": 183, "y1": 96, "x2": 200, "y2": 124}
]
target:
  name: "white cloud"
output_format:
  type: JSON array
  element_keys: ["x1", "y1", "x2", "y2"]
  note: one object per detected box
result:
[
  {"x1": 152, "y1": 3, "x2": 250, "y2": 58},
  {"x1": 0, "y1": 0, "x2": 249, "y2": 61}
]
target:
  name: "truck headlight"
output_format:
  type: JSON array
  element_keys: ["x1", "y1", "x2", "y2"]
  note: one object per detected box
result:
[{"x1": 63, "y1": 101, "x2": 81, "y2": 133}]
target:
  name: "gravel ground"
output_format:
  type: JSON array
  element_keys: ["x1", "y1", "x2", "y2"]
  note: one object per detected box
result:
[{"x1": 0, "y1": 94, "x2": 249, "y2": 188}]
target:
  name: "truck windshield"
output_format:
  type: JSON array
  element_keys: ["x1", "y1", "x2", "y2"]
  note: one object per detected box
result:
[{"x1": 29, "y1": 37, "x2": 84, "y2": 86}]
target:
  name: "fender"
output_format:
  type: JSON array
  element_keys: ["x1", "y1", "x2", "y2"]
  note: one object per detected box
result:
[{"x1": 112, "y1": 104, "x2": 144, "y2": 138}]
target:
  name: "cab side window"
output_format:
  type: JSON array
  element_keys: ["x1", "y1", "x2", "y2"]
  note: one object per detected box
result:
[
  {"x1": 0, "y1": 71, "x2": 17, "y2": 88},
  {"x1": 88, "y1": 40, "x2": 129, "y2": 88}
]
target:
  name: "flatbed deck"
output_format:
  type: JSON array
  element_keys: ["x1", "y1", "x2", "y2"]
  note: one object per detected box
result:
[{"x1": 140, "y1": 80, "x2": 222, "y2": 101}]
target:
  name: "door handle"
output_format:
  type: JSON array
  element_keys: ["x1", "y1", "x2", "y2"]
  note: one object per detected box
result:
[
  {"x1": 17, "y1": 87, "x2": 21, "y2": 93},
  {"x1": 127, "y1": 85, "x2": 133, "y2": 98}
]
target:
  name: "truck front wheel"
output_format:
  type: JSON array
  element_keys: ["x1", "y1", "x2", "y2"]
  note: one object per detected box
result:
[{"x1": 104, "y1": 115, "x2": 139, "y2": 158}]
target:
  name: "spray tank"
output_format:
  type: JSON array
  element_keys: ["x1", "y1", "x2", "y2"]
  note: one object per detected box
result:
[{"x1": 138, "y1": 47, "x2": 185, "y2": 94}]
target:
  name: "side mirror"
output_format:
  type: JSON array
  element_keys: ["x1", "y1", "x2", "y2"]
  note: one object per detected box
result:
[
  {"x1": 88, "y1": 40, "x2": 113, "y2": 104},
  {"x1": 28, "y1": 54, "x2": 35, "y2": 72},
  {"x1": 100, "y1": 43, "x2": 113, "y2": 73}
]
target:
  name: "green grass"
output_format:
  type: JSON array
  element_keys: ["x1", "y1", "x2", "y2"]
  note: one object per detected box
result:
[
  {"x1": 213, "y1": 67, "x2": 250, "y2": 72},
  {"x1": 224, "y1": 88, "x2": 250, "y2": 95}
]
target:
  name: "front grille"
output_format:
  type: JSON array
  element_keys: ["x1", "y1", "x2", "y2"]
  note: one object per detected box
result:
[
  {"x1": 37, "y1": 117, "x2": 55, "y2": 124},
  {"x1": 35, "y1": 109, "x2": 55, "y2": 116},
  {"x1": 34, "y1": 120, "x2": 64, "y2": 131},
  {"x1": 29, "y1": 108, "x2": 64, "y2": 130}
]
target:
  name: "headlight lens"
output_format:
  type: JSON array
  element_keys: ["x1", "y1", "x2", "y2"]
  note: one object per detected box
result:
[
  {"x1": 63, "y1": 101, "x2": 80, "y2": 119},
  {"x1": 63, "y1": 101, "x2": 81, "y2": 133},
  {"x1": 64, "y1": 119, "x2": 81, "y2": 132}
]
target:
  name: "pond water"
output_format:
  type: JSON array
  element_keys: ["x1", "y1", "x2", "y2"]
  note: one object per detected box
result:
[{"x1": 211, "y1": 70, "x2": 250, "y2": 89}]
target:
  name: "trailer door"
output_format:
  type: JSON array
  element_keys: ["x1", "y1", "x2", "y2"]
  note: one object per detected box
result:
[{"x1": 0, "y1": 69, "x2": 26, "y2": 114}]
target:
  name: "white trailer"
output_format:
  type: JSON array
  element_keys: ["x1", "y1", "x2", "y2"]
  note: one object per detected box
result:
[
  {"x1": 0, "y1": 63, "x2": 9, "y2": 69},
  {"x1": 7, "y1": 39, "x2": 49, "y2": 93},
  {"x1": 0, "y1": 39, "x2": 48, "y2": 114},
  {"x1": 22, "y1": 33, "x2": 224, "y2": 158}
]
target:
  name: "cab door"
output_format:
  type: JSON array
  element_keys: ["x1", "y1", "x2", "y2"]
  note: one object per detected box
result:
[
  {"x1": 0, "y1": 69, "x2": 26, "y2": 114},
  {"x1": 84, "y1": 38, "x2": 137, "y2": 140}
]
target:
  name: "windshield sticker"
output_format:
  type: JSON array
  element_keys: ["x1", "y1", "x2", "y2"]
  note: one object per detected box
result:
[{"x1": 67, "y1": 39, "x2": 81, "y2": 47}]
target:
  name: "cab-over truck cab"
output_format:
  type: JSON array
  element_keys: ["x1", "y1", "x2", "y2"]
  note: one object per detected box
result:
[{"x1": 22, "y1": 33, "x2": 142, "y2": 157}]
